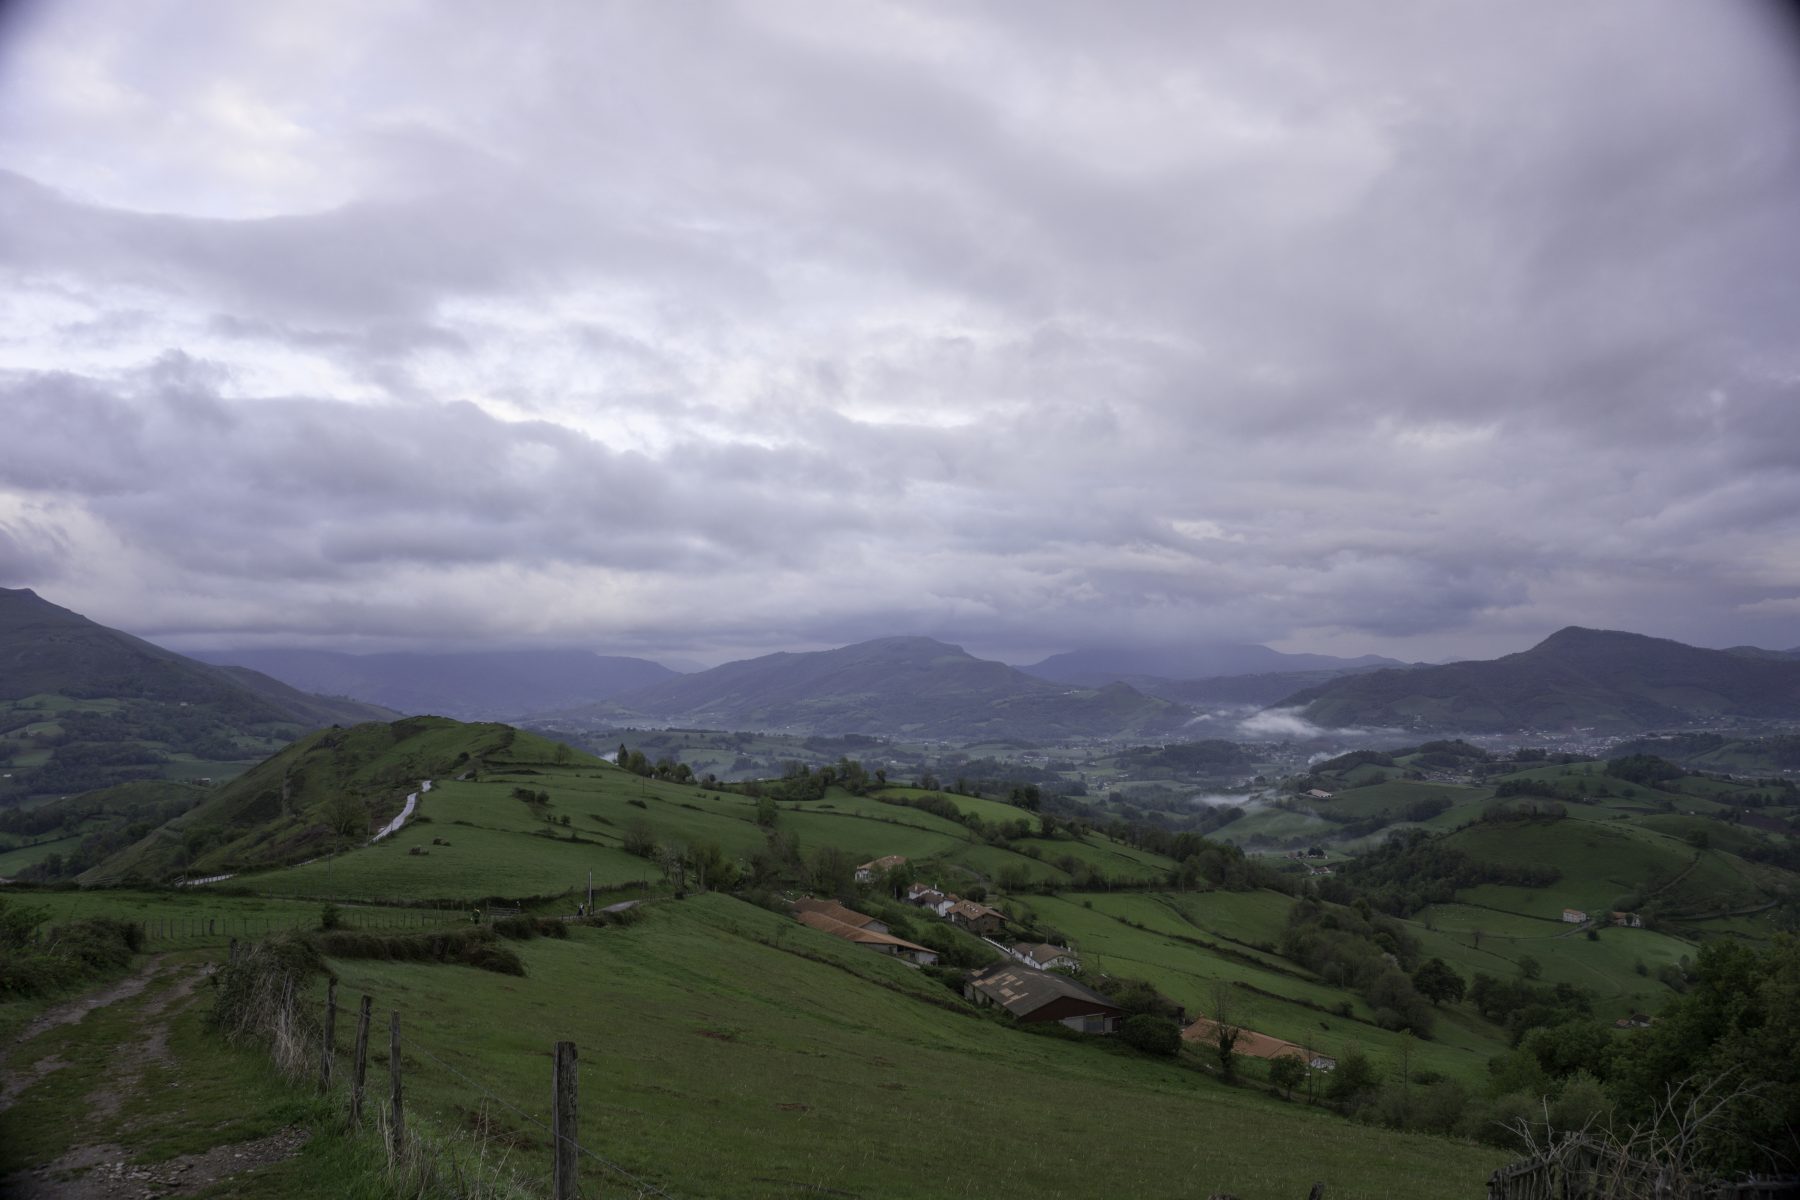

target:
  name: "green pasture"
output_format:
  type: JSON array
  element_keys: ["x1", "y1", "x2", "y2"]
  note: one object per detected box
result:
[
  {"x1": 1404, "y1": 916, "x2": 1692, "y2": 1020},
  {"x1": 1012, "y1": 834, "x2": 1175, "y2": 881},
  {"x1": 4, "y1": 887, "x2": 468, "y2": 947},
  {"x1": 1008, "y1": 892, "x2": 1504, "y2": 1085},
  {"x1": 1323, "y1": 780, "x2": 1483, "y2": 820},
  {"x1": 309, "y1": 895, "x2": 1508, "y2": 1200},
  {"x1": 873, "y1": 786, "x2": 1028, "y2": 826},
  {"x1": 242, "y1": 820, "x2": 654, "y2": 903},
  {"x1": 0, "y1": 833, "x2": 88, "y2": 875}
]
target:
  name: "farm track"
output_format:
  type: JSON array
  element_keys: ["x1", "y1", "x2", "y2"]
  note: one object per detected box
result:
[{"x1": 0, "y1": 956, "x2": 310, "y2": 1199}]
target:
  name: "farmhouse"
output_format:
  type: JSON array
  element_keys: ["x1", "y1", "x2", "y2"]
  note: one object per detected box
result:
[
  {"x1": 1562, "y1": 908, "x2": 1588, "y2": 924},
  {"x1": 1613, "y1": 1013, "x2": 1652, "y2": 1029},
  {"x1": 905, "y1": 882, "x2": 947, "y2": 908},
  {"x1": 1007, "y1": 942, "x2": 1080, "y2": 972},
  {"x1": 1307, "y1": 789, "x2": 1335, "y2": 800},
  {"x1": 794, "y1": 910, "x2": 939, "y2": 966},
  {"x1": 1610, "y1": 911, "x2": 1642, "y2": 928},
  {"x1": 1182, "y1": 1017, "x2": 1334, "y2": 1071},
  {"x1": 963, "y1": 963, "x2": 1124, "y2": 1033},
  {"x1": 794, "y1": 897, "x2": 889, "y2": 934},
  {"x1": 946, "y1": 899, "x2": 1008, "y2": 936},
  {"x1": 855, "y1": 854, "x2": 908, "y2": 883}
]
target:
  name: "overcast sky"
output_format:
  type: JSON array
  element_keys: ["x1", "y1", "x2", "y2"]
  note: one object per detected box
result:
[{"x1": 3, "y1": 1, "x2": 1800, "y2": 668}]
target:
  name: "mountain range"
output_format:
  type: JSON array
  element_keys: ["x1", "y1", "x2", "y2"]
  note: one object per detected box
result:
[
  {"x1": 189, "y1": 647, "x2": 678, "y2": 721},
  {"x1": 1281, "y1": 626, "x2": 1800, "y2": 732},
  {"x1": 559, "y1": 635, "x2": 1193, "y2": 741},
  {"x1": 0, "y1": 587, "x2": 393, "y2": 802},
  {"x1": 1022, "y1": 643, "x2": 1403, "y2": 686}
]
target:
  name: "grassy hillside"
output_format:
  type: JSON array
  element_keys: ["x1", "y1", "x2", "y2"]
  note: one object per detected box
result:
[
  {"x1": 308, "y1": 894, "x2": 1509, "y2": 1200},
  {"x1": 82, "y1": 717, "x2": 601, "y2": 885}
]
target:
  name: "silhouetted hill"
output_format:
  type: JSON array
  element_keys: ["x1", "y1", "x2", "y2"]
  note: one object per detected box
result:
[
  {"x1": 0, "y1": 588, "x2": 394, "y2": 802},
  {"x1": 1140, "y1": 663, "x2": 1417, "y2": 708},
  {"x1": 0, "y1": 588, "x2": 380, "y2": 720},
  {"x1": 191, "y1": 647, "x2": 680, "y2": 720},
  {"x1": 1023, "y1": 643, "x2": 1401, "y2": 686},
  {"x1": 590, "y1": 636, "x2": 1191, "y2": 739},
  {"x1": 1281, "y1": 626, "x2": 1800, "y2": 732}
]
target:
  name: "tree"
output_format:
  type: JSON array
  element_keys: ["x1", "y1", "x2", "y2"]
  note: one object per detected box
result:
[
  {"x1": 1412, "y1": 957, "x2": 1466, "y2": 1006},
  {"x1": 1518, "y1": 955, "x2": 1542, "y2": 980},
  {"x1": 326, "y1": 791, "x2": 365, "y2": 841},
  {"x1": 1208, "y1": 982, "x2": 1243, "y2": 1081},
  {"x1": 1326, "y1": 1046, "x2": 1377, "y2": 1106},
  {"x1": 1269, "y1": 1055, "x2": 1307, "y2": 1100},
  {"x1": 755, "y1": 796, "x2": 779, "y2": 828}
]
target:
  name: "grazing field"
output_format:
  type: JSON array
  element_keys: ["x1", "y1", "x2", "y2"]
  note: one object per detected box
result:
[{"x1": 308, "y1": 894, "x2": 1510, "y2": 1200}]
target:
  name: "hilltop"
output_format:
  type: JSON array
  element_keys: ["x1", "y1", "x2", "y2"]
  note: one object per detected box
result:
[
  {"x1": 1279, "y1": 626, "x2": 1800, "y2": 733},
  {"x1": 0, "y1": 588, "x2": 394, "y2": 804},
  {"x1": 580, "y1": 635, "x2": 1192, "y2": 740},
  {"x1": 78, "y1": 716, "x2": 597, "y2": 885},
  {"x1": 190, "y1": 646, "x2": 680, "y2": 721}
]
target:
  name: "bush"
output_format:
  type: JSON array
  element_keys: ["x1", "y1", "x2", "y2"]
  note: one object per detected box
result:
[
  {"x1": 309, "y1": 927, "x2": 527, "y2": 975},
  {"x1": 208, "y1": 937, "x2": 326, "y2": 1075},
  {"x1": 319, "y1": 903, "x2": 344, "y2": 931},
  {"x1": 0, "y1": 905, "x2": 143, "y2": 1000},
  {"x1": 1120, "y1": 1014, "x2": 1182, "y2": 1057}
]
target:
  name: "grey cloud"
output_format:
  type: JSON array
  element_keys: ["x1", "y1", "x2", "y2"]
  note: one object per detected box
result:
[{"x1": 2, "y1": 2, "x2": 1799, "y2": 659}]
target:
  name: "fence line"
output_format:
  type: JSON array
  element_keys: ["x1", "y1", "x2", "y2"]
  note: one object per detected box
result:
[
  {"x1": 129, "y1": 908, "x2": 467, "y2": 944},
  {"x1": 283, "y1": 947, "x2": 681, "y2": 1200}
]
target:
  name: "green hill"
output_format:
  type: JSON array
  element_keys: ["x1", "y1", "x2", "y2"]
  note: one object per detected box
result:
[
  {"x1": 575, "y1": 635, "x2": 1192, "y2": 740},
  {"x1": 81, "y1": 717, "x2": 596, "y2": 885},
  {"x1": 0, "y1": 588, "x2": 395, "y2": 803},
  {"x1": 1281, "y1": 626, "x2": 1800, "y2": 733}
]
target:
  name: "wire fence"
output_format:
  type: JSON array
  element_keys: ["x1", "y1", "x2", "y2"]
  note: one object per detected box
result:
[
  {"x1": 253, "y1": 940, "x2": 686, "y2": 1200},
  {"x1": 134, "y1": 908, "x2": 468, "y2": 944}
]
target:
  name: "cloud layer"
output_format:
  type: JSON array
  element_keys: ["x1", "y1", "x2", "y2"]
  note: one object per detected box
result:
[{"x1": 3, "y1": 1, "x2": 1799, "y2": 664}]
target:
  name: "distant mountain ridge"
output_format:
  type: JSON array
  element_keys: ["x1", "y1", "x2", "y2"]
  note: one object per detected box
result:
[
  {"x1": 189, "y1": 647, "x2": 679, "y2": 721},
  {"x1": 0, "y1": 588, "x2": 395, "y2": 802},
  {"x1": 0, "y1": 588, "x2": 390, "y2": 726},
  {"x1": 1022, "y1": 643, "x2": 1403, "y2": 686},
  {"x1": 582, "y1": 636, "x2": 1191, "y2": 740},
  {"x1": 1280, "y1": 626, "x2": 1800, "y2": 733}
]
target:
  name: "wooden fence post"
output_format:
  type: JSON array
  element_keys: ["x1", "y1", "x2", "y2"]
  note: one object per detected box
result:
[
  {"x1": 388, "y1": 1011, "x2": 405, "y2": 1158},
  {"x1": 552, "y1": 1041, "x2": 579, "y2": 1200},
  {"x1": 349, "y1": 995, "x2": 372, "y2": 1127},
  {"x1": 319, "y1": 980, "x2": 337, "y2": 1093}
]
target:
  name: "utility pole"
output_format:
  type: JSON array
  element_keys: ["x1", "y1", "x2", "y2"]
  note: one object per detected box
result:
[{"x1": 586, "y1": 869, "x2": 592, "y2": 913}]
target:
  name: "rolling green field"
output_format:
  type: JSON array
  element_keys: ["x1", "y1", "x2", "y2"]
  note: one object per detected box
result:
[{"x1": 307, "y1": 895, "x2": 1510, "y2": 1200}]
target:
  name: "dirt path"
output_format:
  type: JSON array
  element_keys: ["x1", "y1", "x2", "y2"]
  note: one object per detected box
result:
[
  {"x1": 6, "y1": 957, "x2": 167, "y2": 1052},
  {"x1": 2, "y1": 1126, "x2": 312, "y2": 1200},
  {"x1": 1, "y1": 957, "x2": 312, "y2": 1199}
]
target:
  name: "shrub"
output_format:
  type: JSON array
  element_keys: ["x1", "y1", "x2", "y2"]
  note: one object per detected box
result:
[
  {"x1": 1120, "y1": 1014, "x2": 1182, "y2": 1057},
  {"x1": 208, "y1": 937, "x2": 326, "y2": 1075},
  {"x1": 0, "y1": 906, "x2": 142, "y2": 1000},
  {"x1": 309, "y1": 927, "x2": 527, "y2": 975},
  {"x1": 319, "y1": 903, "x2": 344, "y2": 931}
]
